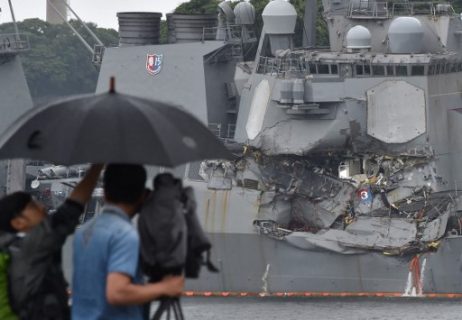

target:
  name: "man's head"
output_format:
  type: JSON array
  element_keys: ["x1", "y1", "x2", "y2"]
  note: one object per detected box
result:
[
  {"x1": 0, "y1": 191, "x2": 47, "y2": 233},
  {"x1": 153, "y1": 173, "x2": 176, "y2": 190},
  {"x1": 104, "y1": 164, "x2": 147, "y2": 215}
]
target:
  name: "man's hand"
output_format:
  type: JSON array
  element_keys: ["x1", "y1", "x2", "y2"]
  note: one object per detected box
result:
[
  {"x1": 159, "y1": 275, "x2": 185, "y2": 297},
  {"x1": 69, "y1": 164, "x2": 104, "y2": 205}
]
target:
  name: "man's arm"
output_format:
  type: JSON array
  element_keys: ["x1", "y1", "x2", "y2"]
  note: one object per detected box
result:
[
  {"x1": 106, "y1": 272, "x2": 184, "y2": 306},
  {"x1": 50, "y1": 164, "x2": 104, "y2": 239},
  {"x1": 68, "y1": 164, "x2": 104, "y2": 205}
]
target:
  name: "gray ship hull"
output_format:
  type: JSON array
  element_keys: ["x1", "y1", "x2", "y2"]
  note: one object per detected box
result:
[{"x1": 187, "y1": 233, "x2": 462, "y2": 295}]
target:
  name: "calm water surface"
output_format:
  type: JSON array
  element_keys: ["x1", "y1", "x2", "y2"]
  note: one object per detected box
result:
[{"x1": 175, "y1": 297, "x2": 462, "y2": 320}]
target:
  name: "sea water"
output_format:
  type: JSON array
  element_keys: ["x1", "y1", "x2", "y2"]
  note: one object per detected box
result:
[{"x1": 174, "y1": 297, "x2": 462, "y2": 320}]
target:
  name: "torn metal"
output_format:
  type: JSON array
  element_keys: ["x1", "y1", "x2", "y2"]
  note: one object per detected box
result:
[{"x1": 203, "y1": 150, "x2": 456, "y2": 256}]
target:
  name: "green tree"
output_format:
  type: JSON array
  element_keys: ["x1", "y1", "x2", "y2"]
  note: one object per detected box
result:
[
  {"x1": 0, "y1": 19, "x2": 118, "y2": 102},
  {"x1": 174, "y1": 0, "x2": 220, "y2": 14},
  {"x1": 451, "y1": 0, "x2": 462, "y2": 13},
  {"x1": 160, "y1": 20, "x2": 168, "y2": 44}
]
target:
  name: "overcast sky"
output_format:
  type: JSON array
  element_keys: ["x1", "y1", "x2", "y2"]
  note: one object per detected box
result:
[{"x1": 1, "y1": 0, "x2": 186, "y2": 30}]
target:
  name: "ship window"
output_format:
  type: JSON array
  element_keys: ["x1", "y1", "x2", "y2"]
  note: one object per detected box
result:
[
  {"x1": 355, "y1": 65, "x2": 363, "y2": 75},
  {"x1": 309, "y1": 63, "x2": 317, "y2": 74},
  {"x1": 330, "y1": 64, "x2": 338, "y2": 74},
  {"x1": 364, "y1": 65, "x2": 371, "y2": 75},
  {"x1": 444, "y1": 64, "x2": 450, "y2": 73},
  {"x1": 411, "y1": 65, "x2": 425, "y2": 76},
  {"x1": 372, "y1": 65, "x2": 385, "y2": 76},
  {"x1": 428, "y1": 65, "x2": 435, "y2": 75},
  {"x1": 395, "y1": 65, "x2": 408, "y2": 76},
  {"x1": 450, "y1": 63, "x2": 457, "y2": 73},
  {"x1": 458, "y1": 63, "x2": 462, "y2": 72},
  {"x1": 318, "y1": 64, "x2": 329, "y2": 74},
  {"x1": 435, "y1": 64, "x2": 441, "y2": 74},
  {"x1": 386, "y1": 65, "x2": 394, "y2": 76}
]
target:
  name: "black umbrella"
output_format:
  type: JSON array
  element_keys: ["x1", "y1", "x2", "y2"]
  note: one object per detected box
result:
[{"x1": 0, "y1": 78, "x2": 232, "y2": 167}]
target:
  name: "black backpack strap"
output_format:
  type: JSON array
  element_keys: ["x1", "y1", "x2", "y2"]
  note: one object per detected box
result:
[{"x1": 205, "y1": 250, "x2": 219, "y2": 273}]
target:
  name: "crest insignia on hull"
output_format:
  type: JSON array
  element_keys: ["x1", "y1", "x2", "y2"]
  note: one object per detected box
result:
[{"x1": 146, "y1": 54, "x2": 163, "y2": 75}]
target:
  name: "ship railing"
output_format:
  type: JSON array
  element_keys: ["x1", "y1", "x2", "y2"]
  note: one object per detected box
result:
[
  {"x1": 202, "y1": 25, "x2": 256, "y2": 44},
  {"x1": 347, "y1": 0, "x2": 455, "y2": 18},
  {"x1": 347, "y1": 0, "x2": 390, "y2": 19},
  {"x1": 257, "y1": 54, "x2": 307, "y2": 76},
  {"x1": 391, "y1": 1, "x2": 455, "y2": 16},
  {"x1": 0, "y1": 33, "x2": 30, "y2": 54}
]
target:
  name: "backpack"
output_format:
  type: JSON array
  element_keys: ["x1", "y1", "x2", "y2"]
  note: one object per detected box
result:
[
  {"x1": 138, "y1": 176, "x2": 187, "y2": 282},
  {"x1": 139, "y1": 177, "x2": 218, "y2": 320},
  {"x1": 138, "y1": 174, "x2": 218, "y2": 281},
  {"x1": 0, "y1": 232, "x2": 18, "y2": 320}
]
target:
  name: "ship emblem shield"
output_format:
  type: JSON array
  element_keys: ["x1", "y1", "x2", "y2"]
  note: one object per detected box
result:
[{"x1": 146, "y1": 54, "x2": 163, "y2": 75}]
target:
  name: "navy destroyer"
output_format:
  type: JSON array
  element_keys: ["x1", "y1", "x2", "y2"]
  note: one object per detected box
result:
[{"x1": 92, "y1": 0, "x2": 462, "y2": 296}]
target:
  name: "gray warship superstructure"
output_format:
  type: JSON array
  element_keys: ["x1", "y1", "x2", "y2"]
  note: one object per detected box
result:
[
  {"x1": 96, "y1": 0, "x2": 462, "y2": 296},
  {"x1": 0, "y1": 3, "x2": 34, "y2": 195}
]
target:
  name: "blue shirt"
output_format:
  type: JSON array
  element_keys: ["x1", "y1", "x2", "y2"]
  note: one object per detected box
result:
[{"x1": 72, "y1": 206, "x2": 143, "y2": 320}]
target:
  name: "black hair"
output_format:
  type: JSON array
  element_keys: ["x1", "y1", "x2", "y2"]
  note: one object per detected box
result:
[
  {"x1": 104, "y1": 164, "x2": 147, "y2": 204},
  {"x1": 0, "y1": 191, "x2": 32, "y2": 233},
  {"x1": 153, "y1": 173, "x2": 183, "y2": 191},
  {"x1": 153, "y1": 173, "x2": 175, "y2": 189}
]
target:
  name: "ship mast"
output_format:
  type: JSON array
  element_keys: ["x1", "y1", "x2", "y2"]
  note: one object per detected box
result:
[{"x1": 303, "y1": 0, "x2": 317, "y2": 47}]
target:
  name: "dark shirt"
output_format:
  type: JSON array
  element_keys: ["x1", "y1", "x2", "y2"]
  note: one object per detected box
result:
[{"x1": 9, "y1": 199, "x2": 84, "y2": 320}]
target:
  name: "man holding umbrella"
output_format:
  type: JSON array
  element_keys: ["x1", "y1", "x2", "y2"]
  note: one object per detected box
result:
[{"x1": 0, "y1": 164, "x2": 103, "y2": 320}]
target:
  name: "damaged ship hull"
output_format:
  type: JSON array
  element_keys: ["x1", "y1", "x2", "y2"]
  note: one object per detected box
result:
[
  {"x1": 187, "y1": 184, "x2": 462, "y2": 295},
  {"x1": 94, "y1": 0, "x2": 462, "y2": 296},
  {"x1": 187, "y1": 230, "x2": 462, "y2": 296},
  {"x1": 189, "y1": 232, "x2": 462, "y2": 294}
]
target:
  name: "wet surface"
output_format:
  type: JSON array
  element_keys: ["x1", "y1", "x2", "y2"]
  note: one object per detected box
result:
[{"x1": 174, "y1": 297, "x2": 462, "y2": 320}]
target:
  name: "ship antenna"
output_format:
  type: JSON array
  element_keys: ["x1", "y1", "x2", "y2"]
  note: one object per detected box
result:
[{"x1": 7, "y1": 0, "x2": 20, "y2": 41}]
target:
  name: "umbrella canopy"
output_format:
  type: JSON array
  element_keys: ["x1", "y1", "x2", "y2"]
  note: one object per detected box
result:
[{"x1": 0, "y1": 81, "x2": 232, "y2": 167}]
